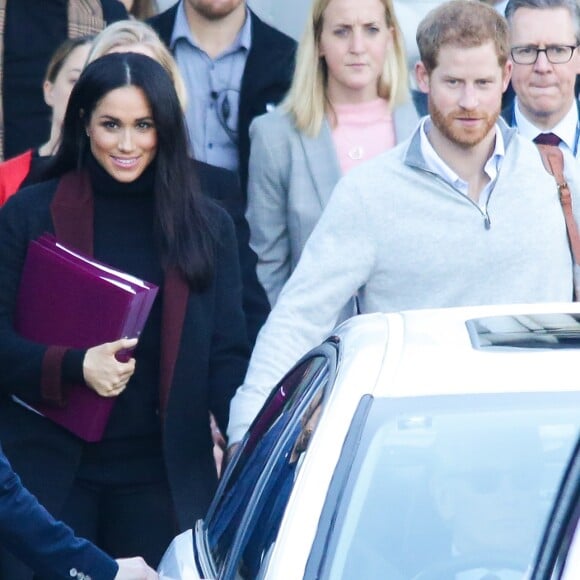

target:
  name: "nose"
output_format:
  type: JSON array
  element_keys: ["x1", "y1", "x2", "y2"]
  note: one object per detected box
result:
[
  {"x1": 118, "y1": 128, "x2": 134, "y2": 152},
  {"x1": 349, "y1": 29, "x2": 365, "y2": 54},
  {"x1": 533, "y1": 49, "x2": 552, "y2": 72},
  {"x1": 458, "y1": 84, "x2": 478, "y2": 110}
]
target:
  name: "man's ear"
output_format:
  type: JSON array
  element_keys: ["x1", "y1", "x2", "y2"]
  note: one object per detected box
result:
[
  {"x1": 43, "y1": 80, "x2": 55, "y2": 108},
  {"x1": 415, "y1": 61, "x2": 430, "y2": 93},
  {"x1": 573, "y1": 46, "x2": 580, "y2": 74},
  {"x1": 502, "y1": 60, "x2": 513, "y2": 92}
]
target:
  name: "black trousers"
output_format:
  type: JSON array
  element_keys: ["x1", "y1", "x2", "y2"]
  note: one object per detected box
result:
[
  {"x1": 59, "y1": 475, "x2": 177, "y2": 567},
  {"x1": 59, "y1": 434, "x2": 179, "y2": 569}
]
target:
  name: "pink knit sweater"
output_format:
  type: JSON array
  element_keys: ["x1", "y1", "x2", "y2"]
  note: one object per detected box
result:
[{"x1": 332, "y1": 98, "x2": 395, "y2": 174}]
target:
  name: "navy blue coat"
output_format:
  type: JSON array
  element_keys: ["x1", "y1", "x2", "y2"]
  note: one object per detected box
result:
[{"x1": 0, "y1": 443, "x2": 117, "y2": 580}]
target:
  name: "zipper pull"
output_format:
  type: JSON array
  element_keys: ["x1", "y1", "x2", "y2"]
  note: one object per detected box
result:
[{"x1": 484, "y1": 214, "x2": 491, "y2": 230}]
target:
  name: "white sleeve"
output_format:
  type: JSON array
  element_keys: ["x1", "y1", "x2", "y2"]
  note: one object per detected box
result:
[{"x1": 227, "y1": 175, "x2": 376, "y2": 443}]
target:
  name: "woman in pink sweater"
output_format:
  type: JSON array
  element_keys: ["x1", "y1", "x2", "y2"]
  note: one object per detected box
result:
[{"x1": 246, "y1": 0, "x2": 419, "y2": 311}]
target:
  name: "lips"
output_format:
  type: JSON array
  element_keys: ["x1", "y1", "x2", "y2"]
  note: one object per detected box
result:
[{"x1": 111, "y1": 156, "x2": 140, "y2": 168}]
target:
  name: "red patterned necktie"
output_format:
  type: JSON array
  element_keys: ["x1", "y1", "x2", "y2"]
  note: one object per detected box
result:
[{"x1": 533, "y1": 132, "x2": 562, "y2": 146}]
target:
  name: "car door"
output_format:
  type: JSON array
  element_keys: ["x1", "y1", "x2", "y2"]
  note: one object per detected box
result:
[{"x1": 198, "y1": 341, "x2": 338, "y2": 579}]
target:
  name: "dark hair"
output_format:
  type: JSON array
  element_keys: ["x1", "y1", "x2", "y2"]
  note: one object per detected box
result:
[
  {"x1": 45, "y1": 35, "x2": 94, "y2": 83},
  {"x1": 47, "y1": 52, "x2": 216, "y2": 290}
]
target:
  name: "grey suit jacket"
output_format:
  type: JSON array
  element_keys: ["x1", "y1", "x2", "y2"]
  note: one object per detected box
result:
[{"x1": 246, "y1": 102, "x2": 418, "y2": 306}]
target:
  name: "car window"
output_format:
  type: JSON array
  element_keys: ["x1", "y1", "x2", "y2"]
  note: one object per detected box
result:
[
  {"x1": 312, "y1": 392, "x2": 580, "y2": 580},
  {"x1": 206, "y1": 345, "x2": 336, "y2": 577}
]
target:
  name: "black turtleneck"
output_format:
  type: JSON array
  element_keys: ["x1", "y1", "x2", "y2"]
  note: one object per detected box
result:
[{"x1": 87, "y1": 154, "x2": 164, "y2": 447}]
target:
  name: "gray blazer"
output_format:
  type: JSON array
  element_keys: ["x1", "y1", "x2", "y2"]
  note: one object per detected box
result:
[{"x1": 246, "y1": 102, "x2": 418, "y2": 306}]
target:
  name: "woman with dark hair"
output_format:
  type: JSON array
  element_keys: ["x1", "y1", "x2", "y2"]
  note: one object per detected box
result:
[{"x1": 0, "y1": 52, "x2": 249, "y2": 577}]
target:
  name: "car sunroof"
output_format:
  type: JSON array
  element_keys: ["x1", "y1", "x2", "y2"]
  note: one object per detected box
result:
[{"x1": 466, "y1": 313, "x2": 580, "y2": 349}]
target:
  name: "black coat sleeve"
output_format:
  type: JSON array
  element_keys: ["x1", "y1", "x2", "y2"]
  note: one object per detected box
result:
[
  {"x1": 196, "y1": 161, "x2": 270, "y2": 348},
  {"x1": 0, "y1": 183, "x2": 82, "y2": 404},
  {"x1": 206, "y1": 208, "x2": 251, "y2": 434}
]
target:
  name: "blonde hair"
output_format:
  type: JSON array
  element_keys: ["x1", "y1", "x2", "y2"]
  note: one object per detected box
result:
[
  {"x1": 45, "y1": 36, "x2": 94, "y2": 84},
  {"x1": 284, "y1": 0, "x2": 409, "y2": 136},
  {"x1": 87, "y1": 20, "x2": 188, "y2": 111}
]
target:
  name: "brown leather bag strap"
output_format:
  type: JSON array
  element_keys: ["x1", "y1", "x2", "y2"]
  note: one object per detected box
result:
[{"x1": 537, "y1": 144, "x2": 580, "y2": 265}]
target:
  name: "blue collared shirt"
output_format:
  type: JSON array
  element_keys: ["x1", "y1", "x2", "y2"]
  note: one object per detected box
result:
[{"x1": 171, "y1": 1, "x2": 252, "y2": 171}]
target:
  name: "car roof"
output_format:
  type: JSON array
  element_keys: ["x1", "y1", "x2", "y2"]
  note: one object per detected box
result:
[
  {"x1": 267, "y1": 303, "x2": 580, "y2": 579},
  {"x1": 329, "y1": 302, "x2": 580, "y2": 400}
]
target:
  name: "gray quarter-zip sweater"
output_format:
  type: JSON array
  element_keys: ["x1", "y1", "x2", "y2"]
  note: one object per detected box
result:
[{"x1": 228, "y1": 118, "x2": 576, "y2": 442}]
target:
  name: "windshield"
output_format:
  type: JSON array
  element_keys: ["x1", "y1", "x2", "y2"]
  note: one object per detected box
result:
[{"x1": 318, "y1": 392, "x2": 580, "y2": 580}]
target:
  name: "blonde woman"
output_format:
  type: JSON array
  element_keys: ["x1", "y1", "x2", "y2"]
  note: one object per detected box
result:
[{"x1": 246, "y1": 0, "x2": 418, "y2": 311}]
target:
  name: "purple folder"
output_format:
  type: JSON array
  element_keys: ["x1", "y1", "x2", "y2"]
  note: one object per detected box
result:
[{"x1": 14, "y1": 234, "x2": 159, "y2": 441}]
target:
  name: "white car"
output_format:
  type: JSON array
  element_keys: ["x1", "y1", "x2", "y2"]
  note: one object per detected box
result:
[{"x1": 159, "y1": 303, "x2": 580, "y2": 580}]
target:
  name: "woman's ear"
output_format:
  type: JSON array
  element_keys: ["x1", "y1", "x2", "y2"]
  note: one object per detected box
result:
[{"x1": 43, "y1": 80, "x2": 55, "y2": 108}]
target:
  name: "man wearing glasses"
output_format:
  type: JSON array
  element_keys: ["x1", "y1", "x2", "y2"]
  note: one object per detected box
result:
[{"x1": 503, "y1": 0, "x2": 580, "y2": 158}]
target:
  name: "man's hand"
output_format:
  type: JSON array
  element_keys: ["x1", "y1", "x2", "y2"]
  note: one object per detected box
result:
[{"x1": 114, "y1": 557, "x2": 158, "y2": 579}]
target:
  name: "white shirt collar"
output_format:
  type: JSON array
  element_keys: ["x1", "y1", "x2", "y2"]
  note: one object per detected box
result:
[
  {"x1": 514, "y1": 99, "x2": 579, "y2": 153},
  {"x1": 419, "y1": 117, "x2": 505, "y2": 208}
]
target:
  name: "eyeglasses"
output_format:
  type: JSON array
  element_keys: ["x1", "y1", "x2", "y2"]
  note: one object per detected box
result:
[{"x1": 511, "y1": 44, "x2": 578, "y2": 65}]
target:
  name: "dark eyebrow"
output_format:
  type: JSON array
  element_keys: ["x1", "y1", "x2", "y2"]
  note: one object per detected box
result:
[{"x1": 96, "y1": 115, "x2": 154, "y2": 123}]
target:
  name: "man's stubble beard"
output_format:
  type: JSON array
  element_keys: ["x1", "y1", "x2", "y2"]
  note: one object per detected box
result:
[{"x1": 429, "y1": 100, "x2": 500, "y2": 149}]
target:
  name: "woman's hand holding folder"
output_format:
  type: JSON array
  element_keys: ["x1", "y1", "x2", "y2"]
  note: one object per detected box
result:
[{"x1": 83, "y1": 337, "x2": 138, "y2": 398}]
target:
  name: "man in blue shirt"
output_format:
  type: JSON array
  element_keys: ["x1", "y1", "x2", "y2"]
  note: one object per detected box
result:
[{"x1": 149, "y1": 0, "x2": 296, "y2": 199}]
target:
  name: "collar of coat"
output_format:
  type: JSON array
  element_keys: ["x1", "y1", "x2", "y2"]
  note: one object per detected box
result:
[{"x1": 50, "y1": 170, "x2": 187, "y2": 419}]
